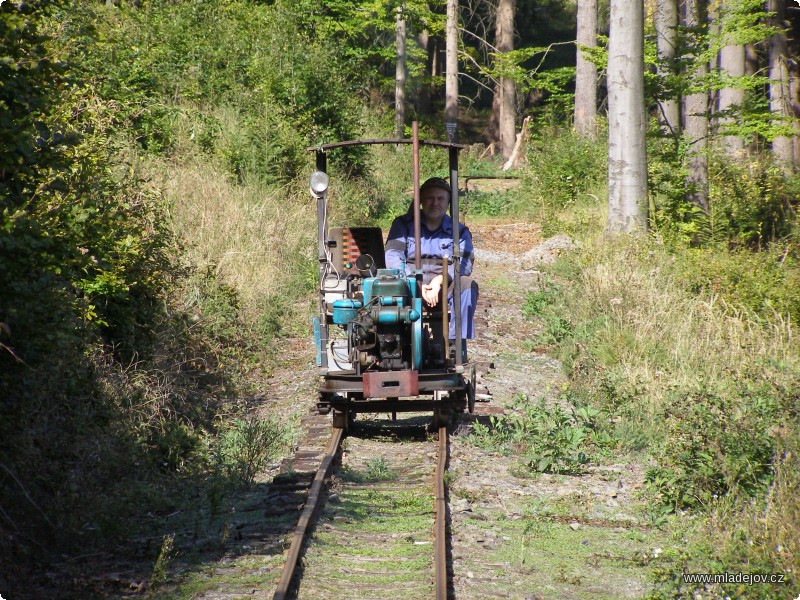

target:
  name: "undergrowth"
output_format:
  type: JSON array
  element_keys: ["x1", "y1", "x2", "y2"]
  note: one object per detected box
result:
[
  {"x1": 522, "y1": 236, "x2": 800, "y2": 598},
  {"x1": 470, "y1": 392, "x2": 616, "y2": 475}
]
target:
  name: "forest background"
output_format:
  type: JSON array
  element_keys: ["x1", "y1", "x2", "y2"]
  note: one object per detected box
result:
[{"x1": 1, "y1": 0, "x2": 799, "y2": 597}]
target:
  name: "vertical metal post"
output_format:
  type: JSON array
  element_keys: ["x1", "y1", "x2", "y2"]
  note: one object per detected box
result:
[
  {"x1": 412, "y1": 122, "x2": 421, "y2": 272},
  {"x1": 442, "y1": 255, "x2": 449, "y2": 360},
  {"x1": 450, "y1": 146, "x2": 462, "y2": 370},
  {"x1": 316, "y1": 150, "x2": 329, "y2": 370}
]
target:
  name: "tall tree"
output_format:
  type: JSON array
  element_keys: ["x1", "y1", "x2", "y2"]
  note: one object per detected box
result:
[
  {"x1": 416, "y1": 28, "x2": 433, "y2": 115},
  {"x1": 495, "y1": 0, "x2": 517, "y2": 157},
  {"x1": 606, "y1": 0, "x2": 648, "y2": 233},
  {"x1": 396, "y1": 6, "x2": 407, "y2": 137},
  {"x1": 717, "y1": 0, "x2": 745, "y2": 157},
  {"x1": 655, "y1": 0, "x2": 680, "y2": 133},
  {"x1": 768, "y1": 0, "x2": 794, "y2": 173},
  {"x1": 574, "y1": 0, "x2": 598, "y2": 138},
  {"x1": 683, "y1": 0, "x2": 709, "y2": 212},
  {"x1": 446, "y1": 0, "x2": 459, "y2": 141}
]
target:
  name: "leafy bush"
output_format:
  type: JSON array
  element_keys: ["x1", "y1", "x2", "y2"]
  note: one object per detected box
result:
[
  {"x1": 645, "y1": 384, "x2": 777, "y2": 510},
  {"x1": 522, "y1": 277, "x2": 560, "y2": 318},
  {"x1": 708, "y1": 154, "x2": 799, "y2": 249},
  {"x1": 521, "y1": 127, "x2": 607, "y2": 211},
  {"x1": 648, "y1": 429, "x2": 800, "y2": 599},
  {"x1": 521, "y1": 277, "x2": 574, "y2": 346},
  {"x1": 674, "y1": 244, "x2": 800, "y2": 323},
  {"x1": 471, "y1": 393, "x2": 615, "y2": 475},
  {"x1": 648, "y1": 135, "x2": 800, "y2": 248},
  {"x1": 213, "y1": 417, "x2": 289, "y2": 487}
]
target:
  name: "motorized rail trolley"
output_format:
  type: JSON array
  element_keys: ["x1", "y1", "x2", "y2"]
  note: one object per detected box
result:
[{"x1": 310, "y1": 123, "x2": 476, "y2": 430}]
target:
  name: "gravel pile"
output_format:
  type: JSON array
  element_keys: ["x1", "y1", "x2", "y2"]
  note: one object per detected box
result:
[{"x1": 474, "y1": 233, "x2": 578, "y2": 267}]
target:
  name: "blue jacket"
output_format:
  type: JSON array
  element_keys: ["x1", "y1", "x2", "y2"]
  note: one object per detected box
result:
[{"x1": 385, "y1": 213, "x2": 474, "y2": 285}]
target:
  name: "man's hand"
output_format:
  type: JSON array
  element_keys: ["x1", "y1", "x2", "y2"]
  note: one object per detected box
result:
[{"x1": 422, "y1": 275, "x2": 444, "y2": 306}]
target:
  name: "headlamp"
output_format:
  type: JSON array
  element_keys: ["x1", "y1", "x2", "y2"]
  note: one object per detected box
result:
[{"x1": 309, "y1": 171, "x2": 330, "y2": 197}]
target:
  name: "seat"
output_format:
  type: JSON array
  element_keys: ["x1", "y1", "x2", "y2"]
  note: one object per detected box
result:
[{"x1": 327, "y1": 227, "x2": 386, "y2": 275}]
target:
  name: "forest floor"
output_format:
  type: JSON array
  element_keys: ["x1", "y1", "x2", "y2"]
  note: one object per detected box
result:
[{"x1": 103, "y1": 219, "x2": 679, "y2": 599}]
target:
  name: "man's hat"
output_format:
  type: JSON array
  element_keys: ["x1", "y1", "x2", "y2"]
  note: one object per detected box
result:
[{"x1": 420, "y1": 177, "x2": 451, "y2": 194}]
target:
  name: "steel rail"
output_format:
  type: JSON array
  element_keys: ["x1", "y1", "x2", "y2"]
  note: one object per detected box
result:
[
  {"x1": 434, "y1": 425, "x2": 449, "y2": 600},
  {"x1": 273, "y1": 427, "x2": 345, "y2": 600}
]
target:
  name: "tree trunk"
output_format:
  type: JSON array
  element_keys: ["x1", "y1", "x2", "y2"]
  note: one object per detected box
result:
[
  {"x1": 716, "y1": 0, "x2": 745, "y2": 157},
  {"x1": 396, "y1": 8, "x2": 407, "y2": 138},
  {"x1": 496, "y1": 0, "x2": 517, "y2": 158},
  {"x1": 606, "y1": 0, "x2": 648, "y2": 233},
  {"x1": 416, "y1": 29, "x2": 433, "y2": 115},
  {"x1": 769, "y1": 0, "x2": 794, "y2": 173},
  {"x1": 574, "y1": 0, "x2": 598, "y2": 138},
  {"x1": 655, "y1": 0, "x2": 679, "y2": 134},
  {"x1": 718, "y1": 42, "x2": 745, "y2": 157},
  {"x1": 744, "y1": 43, "x2": 757, "y2": 76},
  {"x1": 446, "y1": 0, "x2": 459, "y2": 142},
  {"x1": 683, "y1": 0, "x2": 709, "y2": 213}
]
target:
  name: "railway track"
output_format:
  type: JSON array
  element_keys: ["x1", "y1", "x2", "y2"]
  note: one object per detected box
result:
[{"x1": 272, "y1": 420, "x2": 452, "y2": 600}]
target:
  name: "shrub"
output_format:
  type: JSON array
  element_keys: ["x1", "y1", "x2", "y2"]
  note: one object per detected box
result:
[
  {"x1": 645, "y1": 384, "x2": 777, "y2": 510},
  {"x1": 213, "y1": 417, "x2": 289, "y2": 487},
  {"x1": 471, "y1": 393, "x2": 615, "y2": 475},
  {"x1": 521, "y1": 127, "x2": 607, "y2": 212}
]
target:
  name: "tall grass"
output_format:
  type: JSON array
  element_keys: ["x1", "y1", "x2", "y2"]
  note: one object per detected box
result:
[
  {"x1": 535, "y1": 236, "x2": 800, "y2": 597},
  {"x1": 164, "y1": 159, "x2": 316, "y2": 333}
]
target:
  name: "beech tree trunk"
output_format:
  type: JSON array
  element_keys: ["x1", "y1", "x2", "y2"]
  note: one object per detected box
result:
[
  {"x1": 769, "y1": 0, "x2": 794, "y2": 173},
  {"x1": 606, "y1": 0, "x2": 648, "y2": 233},
  {"x1": 446, "y1": 0, "x2": 459, "y2": 142},
  {"x1": 717, "y1": 0, "x2": 745, "y2": 158},
  {"x1": 416, "y1": 29, "x2": 433, "y2": 115},
  {"x1": 574, "y1": 0, "x2": 598, "y2": 138},
  {"x1": 683, "y1": 0, "x2": 709, "y2": 212},
  {"x1": 395, "y1": 8, "x2": 407, "y2": 138},
  {"x1": 718, "y1": 42, "x2": 745, "y2": 157},
  {"x1": 655, "y1": 0, "x2": 679, "y2": 134},
  {"x1": 496, "y1": 0, "x2": 517, "y2": 158}
]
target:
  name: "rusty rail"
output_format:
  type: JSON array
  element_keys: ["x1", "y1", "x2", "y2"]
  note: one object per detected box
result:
[
  {"x1": 434, "y1": 425, "x2": 449, "y2": 600},
  {"x1": 273, "y1": 427, "x2": 345, "y2": 600}
]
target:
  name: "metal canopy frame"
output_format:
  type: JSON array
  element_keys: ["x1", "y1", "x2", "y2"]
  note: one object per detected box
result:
[
  {"x1": 307, "y1": 138, "x2": 466, "y2": 153},
  {"x1": 312, "y1": 123, "x2": 466, "y2": 373}
]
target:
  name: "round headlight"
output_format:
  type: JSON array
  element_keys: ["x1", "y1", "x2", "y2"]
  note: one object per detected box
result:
[{"x1": 309, "y1": 171, "x2": 330, "y2": 196}]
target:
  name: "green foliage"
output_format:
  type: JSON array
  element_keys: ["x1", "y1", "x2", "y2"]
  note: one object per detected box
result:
[
  {"x1": 150, "y1": 534, "x2": 176, "y2": 588},
  {"x1": 213, "y1": 417, "x2": 289, "y2": 487},
  {"x1": 60, "y1": 0, "x2": 371, "y2": 181},
  {"x1": 365, "y1": 457, "x2": 396, "y2": 481},
  {"x1": 648, "y1": 137, "x2": 800, "y2": 249},
  {"x1": 521, "y1": 277, "x2": 574, "y2": 346},
  {"x1": 674, "y1": 246, "x2": 800, "y2": 322},
  {"x1": 471, "y1": 393, "x2": 615, "y2": 475},
  {"x1": 645, "y1": 384, "x2": 777, "y2": 510},
  {"x1": 708, "y1": 158, "x2": 799, "y2": 249},
  {"x1": 648, "y1": 428, "x2": 800, "y2": 599},
  {"x1": 523, "y1": 128, "x2": 607, "y2": 211},
  {"x1": 533, "y1": 234, "x2": 800, "y2": 513}
]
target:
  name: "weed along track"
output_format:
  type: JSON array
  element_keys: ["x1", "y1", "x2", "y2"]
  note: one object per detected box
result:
[{"x1": 272, "y1": 420, "x2": 453, "y2": 599}]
